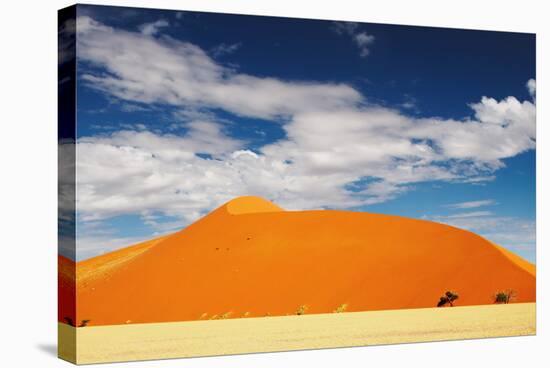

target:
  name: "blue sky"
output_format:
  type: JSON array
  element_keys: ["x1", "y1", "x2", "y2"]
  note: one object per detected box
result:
[{"x1": 68, "y1": 5, "x2": 536, "y2": 262}]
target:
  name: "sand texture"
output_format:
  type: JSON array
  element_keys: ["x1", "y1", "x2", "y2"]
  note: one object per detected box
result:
[{"x1": 59, "y1": 303, "x2": 536, "y2": 364}]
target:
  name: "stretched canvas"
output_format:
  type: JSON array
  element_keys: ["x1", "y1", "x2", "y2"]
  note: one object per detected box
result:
[{"x1": 58, "y1": 4, "x2": 536, "y2": 364}]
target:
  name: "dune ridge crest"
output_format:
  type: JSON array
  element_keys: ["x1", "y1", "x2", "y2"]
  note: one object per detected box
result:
[{"x1": 224, "y1": 195, "x2": 284, "y2": 214}]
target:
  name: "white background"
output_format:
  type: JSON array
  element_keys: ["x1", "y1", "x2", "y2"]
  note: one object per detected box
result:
[{"x1": 0, "y1": 0, "x2": 547, "y2": 366}]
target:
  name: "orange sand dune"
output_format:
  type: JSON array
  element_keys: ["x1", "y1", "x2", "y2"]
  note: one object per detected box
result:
[
  {"x1": 58, "y1": 255, "x2": 76, "y2": 324},
  {"x1": 60, "y1": 196, "x2": 536, "y2": 326}
]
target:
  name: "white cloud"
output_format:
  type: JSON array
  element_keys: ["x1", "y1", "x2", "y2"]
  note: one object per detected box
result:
[
  {"x1": 444, "y1": 211, "x2": 493, "y2": 219},
  {"x1": 527, "y1": 78, "x2": 536, "y2": 98},
  {"x1": 354, "y1": 32, "x2": 375, "y2": 57},
  {"x1": 77, "y1": 16, "x2": 361, "y2": 120},
  {"x1": 211, "y1": 42, "x2": 242, "y2": 57},
  {"x1": 74, "y1": 86, "x2": 534, "y2": 225},
  {"x1": 332, "y1": 22, "x2": 375, "y2": 58},
  {"x1": 407, "y1": 97, "x2": 535, "y2": 163},
  {"x1": 76, "y1": 16, "x2": 535, "y2": 168},
  {"x1": 75, "y1": 121, "x2": 244, "y2": 223},
  {"x1": 120, "y1": 103, "x2": 150, "y2": 112},
  {"x1": 59, "y1": 18, "x2": 76, "y2": 65},
  {"x1": 139, "y1": 19, "x2": 169, "y2": 36},
  {"x1": 75, "y1": 16, "x2": 536, "y2": 213},
  {"x1": 72, "y1": 17, "x2": 536, "y2": 257},
  {"x1": 446, "y1": 199, "x2": 496, "y2": 209}
]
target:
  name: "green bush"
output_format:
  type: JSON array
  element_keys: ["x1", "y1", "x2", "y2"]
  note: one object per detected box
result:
[
  {"x1": 333, "y1": 303, "x2": 348, "y2": 313},
  {"x1": 296, "y1": 305, "x2": 308, "y2": 315},
  {"x1": 437, "y1": 291, "x2": 459, "y2": 307},
  {"x1": 494, "y1": 289, "x2": 516, "y2": 304}
]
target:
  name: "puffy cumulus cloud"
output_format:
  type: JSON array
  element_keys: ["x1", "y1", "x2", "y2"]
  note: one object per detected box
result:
[
  {"x1": 75, "y1": 84, "x2": 535, "y2": 225},
  {"x1": 76, "y1": 121, "x2": 243, "y2": 221},
  {"x1": 263, "y1": 109, "x2": 440, "y2": 177},
  {"x1": 76, "y1": 16, "x2": 362, "y2": 120},
  {"x1": 73, "y1": 17, "x2": 536, "y2": 246},
  {"x1": 75, "y1": 127, "x2": 362, "y2": 226},
  {"x1": 261, "y1": 94, "x2": 535, "y2": 186},
  {"x1": 404, "y1": 96, "x2": 535, "y2": 163}
]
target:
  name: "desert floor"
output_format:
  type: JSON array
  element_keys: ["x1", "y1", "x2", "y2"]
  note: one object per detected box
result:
[{"x1": 59, "y1": 303, "x2": 535, "y2": 364}]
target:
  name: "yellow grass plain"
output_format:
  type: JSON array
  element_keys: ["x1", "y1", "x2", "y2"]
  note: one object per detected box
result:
[{"x1": 59, "y1": 303, "x2": 535, "y2": 364}]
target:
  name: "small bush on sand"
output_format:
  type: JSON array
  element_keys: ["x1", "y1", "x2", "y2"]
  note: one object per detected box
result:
[
  {"x1": 334, "y1": 304, "x2": 348, "y2": 313},
  {"x1": 494, "y1": 289, "x2": 516, "y2": 304},
  {"x1": 296, "y1": 305, "x2": 308, "y2": 315},
  {"x1": 220, "y1": 311, "x2": 232, "y2": 319},
  {"x1": 242, "y1": 312, "x2": 251, "y2": 318},
  {"x1": 437, "y1": 291, "x2": 459, "y2": 307},
  {"x1": 64, "y1": 318, "x2": 91, "y2": 327}
]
